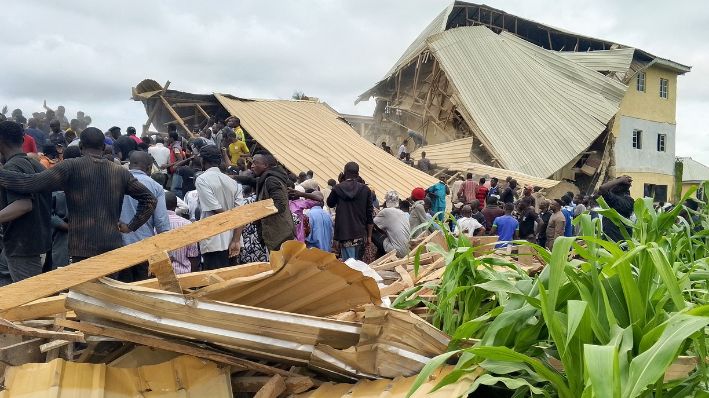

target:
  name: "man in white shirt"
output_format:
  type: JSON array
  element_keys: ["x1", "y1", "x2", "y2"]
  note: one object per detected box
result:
[
  {"x1": 373, "y1": 191, "x2": 410, "y2": 257},
  {"x1": 397, "y1": 139, "x2": 409, "y2": 159},
  {"x1": 148, "y1": 136, "x2": 171, "y2": 170},
  {"x1": 195, "y1": 145, "x2": 245, "y2": 269},
  {"x1": 454, "y1": 205, "x2": 485, "y2": 237}
]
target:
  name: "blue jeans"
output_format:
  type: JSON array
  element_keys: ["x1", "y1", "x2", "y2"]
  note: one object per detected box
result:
[{"x1": 340, "y1": 244, "x2": 363, "y2": 261}]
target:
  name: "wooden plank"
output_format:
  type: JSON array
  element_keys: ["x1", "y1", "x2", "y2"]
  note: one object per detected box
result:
[
  {"x1": 394, "y1": 266, "x2": 414, "y2": 288},
  {"x1": 142, "y1": 98, "x2": 161, "y2": 135},
  {"x1": 196, "y1": 104, "x2": 210, "y2": 118},
  {"x1": 0, "y1": 199, "x2": 277, "y2": 311},
  {"x1": 254, "y1": 374, "x2": 286, "y2": 398},
  {"x1": 55, "y1": 319, "x2": 291, "y2": 377},
  {"x1": 368, "y1": 250, "x2": 397, "y2": 268},
  {"x1": 160, "y1": 95, "x2": 192, "y2": 135},
  {"x1": 39, "y1": 339, "x2": 70, "y2": 353},
  {"x1": 0, "y1": 317, "x2": 84, "y2": 342},
  {"x1": 147, "y1": 251, "x2": 182, "y2": 293},
  {"x1": 1, "y1": 262, "x2": 272, "y2": 322},
  {"x1": 233, "y1": 375, "x2": 313, "y2": 395}
]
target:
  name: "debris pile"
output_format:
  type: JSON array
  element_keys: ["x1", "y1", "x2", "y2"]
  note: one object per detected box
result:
[{"x1": 0, "y1": 199, "x2": 534, "y2": 397}]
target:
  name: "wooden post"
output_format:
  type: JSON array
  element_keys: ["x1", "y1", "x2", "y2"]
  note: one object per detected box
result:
[
  {"x1": 160, "y1": 96, "x2": 191, "y2": 136},
  {"x1": 147, "y1": 251, "x2": 182, "y2": 294},
  {"x1": 142, "y1": 99, "x2": 161, "y2": 135},
  {"x1": 547, "y1": 30, "x2": 553, "y2": 50}
]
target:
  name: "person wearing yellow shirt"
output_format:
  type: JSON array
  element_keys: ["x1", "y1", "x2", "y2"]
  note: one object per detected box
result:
[
  {"x1": 222, "y1": 131, "x2": 249, "y2": 167},
  {"x1": 226, "y1": 117, "x2": 245, "y2": 142}
]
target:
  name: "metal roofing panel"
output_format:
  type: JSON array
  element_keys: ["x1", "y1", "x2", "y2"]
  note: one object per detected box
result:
[
  {"x1": 215, "y1": 95, "x2": 439, "y2": 197},
  {"x1": 0, "y1": 356, "x2": 232, "y2": 398},
  {"x1": 679, "y1": 157, "x2": 709, "y2": 183},
  {"x1": 296, "y1": 366, "x2": 483, "y2": 398},
  {"x1": 446, "y1": 161, "x2": 561, "y2": 189},
  {"x1": 410, "y1": 137, "x2": 473, "y2": 169},
  {"x1": 427, "y1": 26, "x2": 626, "y2": 177},
  {"x1": 556, "y1": 48, "x2": 635, "y2": 74}
]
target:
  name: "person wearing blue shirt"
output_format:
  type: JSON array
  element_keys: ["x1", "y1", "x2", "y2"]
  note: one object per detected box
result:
[
  {"x1": 560, "y1": 195, "x2": 575, "y2": 237},
  {"x1": 491, "y1": 202, "x2": 519, "y2": 248},
  {"x1": 25, "y1": 118, "x2": 47, "y2": 148},
  {"x1": 305, "y1": 205, "x2": 333, "y2": 252},
  {"x1": 426, "y1": 177, "x2": 449, "y2": 221},
  {"x1": 118, "y1": 151, "x2": 170, "y2": 282}
]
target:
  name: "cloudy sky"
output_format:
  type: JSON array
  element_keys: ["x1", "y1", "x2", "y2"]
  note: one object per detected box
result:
[{"x1": 1, "y1": 0, "x2": 707, "y2": 163}]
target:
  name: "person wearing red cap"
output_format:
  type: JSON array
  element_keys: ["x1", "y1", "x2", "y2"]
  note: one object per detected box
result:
[{"x1": 409, "y1": 187, "x2": 431, "y2": 237}]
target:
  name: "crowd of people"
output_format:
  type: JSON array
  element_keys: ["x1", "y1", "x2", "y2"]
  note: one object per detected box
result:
[{"x1": 0, "y1": 106, "x2": 678, "y2": 287}]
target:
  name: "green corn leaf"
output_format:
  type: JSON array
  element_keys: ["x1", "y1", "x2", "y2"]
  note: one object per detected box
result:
[
  {"x1": 468, "y1": 346, "x2": 573, "y2": 398},
  {"x1": 475, "y1": 280, "x2": 524, "y2": 295},
  {"x1": 584, "y1": 344, "x2": 621, "y2": 398},
  {"x1": 647, "y1": 246, "x2": 686, "y2": 311},
  {"x1": 565, "y1": 300, "x2": 587, "y2": 349},
  {"x1": 405, "y1": 349, "x2": 461, "y2": 398},
  {"x1": 463, "y1": 373, "x2": 546, "y2": 396},
  {"x1": 623, "y1": 314, "x2": 709, "y2": 398}
]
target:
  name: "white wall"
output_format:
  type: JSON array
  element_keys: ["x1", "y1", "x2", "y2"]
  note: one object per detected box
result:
[{"x1": 614, "y1": 115, "x2": 676, "y2": 175}]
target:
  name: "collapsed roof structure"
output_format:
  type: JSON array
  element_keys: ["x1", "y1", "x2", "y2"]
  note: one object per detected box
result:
[
  {"x1": 132, "y1": 80, "x2": 438, "y2": 197},
  {"x1": 358, "y1": 1, "x2": 690, "y2": 187}
]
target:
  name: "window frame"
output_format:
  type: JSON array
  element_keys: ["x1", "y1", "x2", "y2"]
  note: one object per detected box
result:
[
  {"x1": 636, "y1": 72, "x2": 646, "y2": 92},
  {"x1": 659, "y1": 78, "x2": 669, "y2": 99},
  {"x1": 632, "y1": 129, "x2": 643, "y2": 149},
  {"x1": 657, "y1": 133, "x2": 667, "y2": 152}
]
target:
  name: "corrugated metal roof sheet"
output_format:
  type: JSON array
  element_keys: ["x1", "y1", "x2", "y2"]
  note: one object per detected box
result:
[
  {"x1": 215, "y1": 95, "x2": 439, "y2": 197},
  {"x1": 427, "y1": 26, "x2": 626, "y2": 177},
  {"x1": 410, "y1": 137, "x2": 473, "y2": 169},
  {"x1": 679, "y1": 157, "x2": 709, "y2": 183},
  {"x1": 0, "y1": 355, "x2": 232, "y2": 398},
  {"x1": 556, "y1": 48, "x2": 635, "y2": 74},
  {"x1": 446, "y1": 161, "x2": 561, "y2": 189},
  {"x1": 296, "y1": 366, "x2": 483, "y2": 398}
]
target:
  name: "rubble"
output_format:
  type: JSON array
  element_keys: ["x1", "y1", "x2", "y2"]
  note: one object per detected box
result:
[{"x1": 0, "y1": 202, "x2": 488, "y2": 397}]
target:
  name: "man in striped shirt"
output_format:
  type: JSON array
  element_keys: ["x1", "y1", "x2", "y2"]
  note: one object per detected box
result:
[
  {"x1": 0, "y1": 128, "x2": 156, "y2": 262},
  {"x1": 165, "y1": 191, "x2": 198, "y2": 274}
]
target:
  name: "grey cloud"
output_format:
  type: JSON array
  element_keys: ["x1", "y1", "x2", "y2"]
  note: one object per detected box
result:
[{"x1": 0, "y1": 0, "x2": 706, "y2": 165}]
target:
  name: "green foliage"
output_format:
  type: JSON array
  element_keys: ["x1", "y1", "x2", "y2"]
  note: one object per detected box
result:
[{"x1": 407, "y1": 185, "x2": 709, "y2": 397}]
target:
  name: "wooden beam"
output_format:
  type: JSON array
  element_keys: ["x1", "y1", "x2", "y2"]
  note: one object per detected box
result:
[
  {"x1": 147, "y1": 251, "x2": 182, "y2": 293},
  {"x1": 170, "y1": 102, "x2": 218, "y2": 108},
  {"x1": 233, "y1": 375, "x2": 314, "y2": 395},
  {"x1": 0, "y1": 200, "x2": 277, "y2": 311},
  {"x1": 160, "y1": 95, "x2": 192, "y2": 135},
  {"x1": 254, "y1": 375, "x2": 286, "y2": 398},
  {"x1": 547, "y1": 30, "x2": 553, "y2": 50},
  {"x1": 0, "y1": 317, "x2": 84, "y2": 342},
  {"x1": 142, "y1": 99, "x2": 161, "y2": 135},
  {"x1": 0, "y1": 262, "x2": 272, "y2": 322},
  {"x1": 56, "y1": 319, "x2": 291, "y2": 377},
  {"x1": 196, "y1": 104, "x2": 210, "y2": 118}
]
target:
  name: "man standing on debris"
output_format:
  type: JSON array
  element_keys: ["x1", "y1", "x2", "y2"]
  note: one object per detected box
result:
[
  {"x1": 460, "y1": 173, "x2": 478, "y2": 204},
  {"x1": 117, "y1": 151, "x2": 171, "y2": 282},
  {"x1": 409, "y1": 187, "x2": 431, "y2": 237},
  {"x1": 417, "y1": 151, "x2": 432, "y2": 172},
  {"x1": 454, "y1": 204, "x2": 485, "y2": 237},
  {"x1": 536, "y1": 200, "x2": 552, "y2": 248},
  {"x1": 500, "y1": 179, "x2": 518, "y2": 204},
  {"x1": 0, "y1": 121, "x2": 52, "y2": 285},
  {"x1": 249, "y1": 152, "x2": 295, "y2": 251},
  {"x1": 482, "y1": 196, "x2": 504, "y2": 235},
  {"x1": 0, "y1": 127, "x2": 157, "y2": 263},
  {"x1": 196, "y1": 145, "x2": 244, "y2": 270},
  {"x1": 426, "y1": 177, "x2": 449, "y2": 221},
  {"x1": 397, "y1": 139, "x2": 409, "y2": 159},
  {"x1": 327, "y1": 162, "x2": 373, "y2": 261}
]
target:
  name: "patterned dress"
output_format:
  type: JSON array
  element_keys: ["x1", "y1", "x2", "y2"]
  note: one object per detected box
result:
[{"x1": 235, "y1": 195, "x2": 269, "y2": 264}]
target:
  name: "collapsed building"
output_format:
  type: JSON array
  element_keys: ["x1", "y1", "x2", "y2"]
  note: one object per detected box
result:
[
  {"x1": 357, "y1": 1, "x2": 690, "y2": 199},
  {"x1": 131, "y1": 79, "x2": 438, "y2": 198}
]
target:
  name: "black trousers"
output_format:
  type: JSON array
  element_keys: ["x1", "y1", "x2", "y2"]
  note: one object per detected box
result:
[{"x1": 202, "y1": 250, "x2": 230, "y2": 270}]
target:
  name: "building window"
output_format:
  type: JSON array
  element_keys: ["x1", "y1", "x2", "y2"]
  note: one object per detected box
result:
[
  {"x1": 632, "y1": 129, "x2": 643, "y2": 149},
  {"x1": 660, "y1": 78, "x2": 669, "y2": 99},
  {"x1": 644, "y1": 184, "x2": 668, "y2": 202},
  {"x1": 657, "y1": 133, "x2": 666, "y2": 152},
  {"x1": 636, "y1": 72, "x2": 646, "y2": 92}
]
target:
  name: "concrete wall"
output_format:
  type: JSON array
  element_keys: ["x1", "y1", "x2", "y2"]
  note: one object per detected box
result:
[
  {"x1": 613, "y1": 115, "x2": 676, "y2": 175},
  {"x1": 623, "y1": 172, "x2": 675, "y2": 200},
  {"x1": 613, "y1": 64, "x2": 678, "y2": 124}
]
